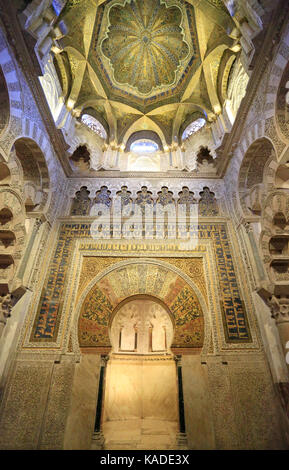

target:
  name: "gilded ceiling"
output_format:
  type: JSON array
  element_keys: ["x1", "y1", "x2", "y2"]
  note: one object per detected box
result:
[
  {"x1": 100, "y1": 0, "x2": 191, "y2": 96},
  {"x1": 54, "y1": 0, "x2": 240, "y2": 144}
]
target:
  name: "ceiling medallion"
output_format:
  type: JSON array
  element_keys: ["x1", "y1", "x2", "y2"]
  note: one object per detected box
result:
[{"x1": 101, "y1": 0, "x2": 191, "y2": 96}]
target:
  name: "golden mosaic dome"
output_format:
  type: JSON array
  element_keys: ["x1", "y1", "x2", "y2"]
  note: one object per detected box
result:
[
  {"x1": 101, "y1": 0, "x2": 190, "y2": 95},
  {"x1": 53, "y1": 0, "x2": 239, "y2": 144}
]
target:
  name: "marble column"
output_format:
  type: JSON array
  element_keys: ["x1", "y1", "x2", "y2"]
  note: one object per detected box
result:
[
  {"x1": 175, "y1": 355, "x2": 188, "y2": 449},
  {"x1": 91, "y1": 355, "x2": 108, "y2": 450}
]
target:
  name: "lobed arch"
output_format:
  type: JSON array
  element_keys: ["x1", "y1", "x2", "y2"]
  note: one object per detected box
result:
[
  {"x1": 237, "y1": 136, "x2": 278, "y2": 217},
  {"x1": 0, "y1": 29, "x2": 56, "y2": 215},
  {"x1": 227, "y1": 20, "x2": 289, "y2": 219},
  {"x1": 0, "y1": 187, "x2": 26, "y2": 290},
  {"x1": 238, "y1": 138, "x2": 276, "y2": 192},
  {"x1": 0, "y1": 187, "x2": 25, "y2": 226},
  {"x1": 71, "y1": 258, "x2": 210, "y2": 356},
  {"x1": 259, "y1": 190, "x2": 289, "y2": 284},
  {"x1": 261, "y1": 191, "x2": 289, "y2": 233},
  {"x1": 109, "y1": 294, "x2": 175, "y2": 331},
  {"x1": 67, "y1": 134, "x2": 104, "y2": 172},
  {"x1": 109, "y1": 294, "x2": 175, "y2": 354},
  {"x1": 12, "y1": 137, "x2": 50, "y2": 212}
]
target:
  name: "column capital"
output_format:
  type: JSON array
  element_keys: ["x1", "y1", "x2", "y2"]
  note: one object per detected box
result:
[
  {"x1": 267, "y1": 296, "x2": 289, "y2": 324},
  {"x1": 244, "y1": 221, "x2": 253, "y2": 234},
  {"x1": 0, "y1": 293, "x2": 13, "y2": 327},
  {"x1": 100, "y1": 355, "x2": 109, "y2": 367},
  {"x1": 174, "y1": 354, "x2": 182, "y2": 367},
  {"x1": 28, "y1": 213, "x2": 47, "y2": 226}
]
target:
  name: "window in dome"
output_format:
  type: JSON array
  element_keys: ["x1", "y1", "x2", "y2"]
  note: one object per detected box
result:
[
  {"x1": 182, "y1": 118, "x2": 206, "y2": 141},
  {"x1": 52, "y1": 0, "x2": 66, "y2": 16},
  {"x1": 81, "y1": 114, "x2": 107, "y2": 140},
  {"x1": 130, "y1": 139, "x2": 159, "y2": 154}
]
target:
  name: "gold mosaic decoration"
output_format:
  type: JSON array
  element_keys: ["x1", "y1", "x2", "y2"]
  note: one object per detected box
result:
[
  {"x1": 52, "y1": 0, "x2": 237, "y2": 141},
  {"x1": 101, "y1": 0, "x2": 190, "y2": 96},
  {"x1": 77, "y1": 256, "x2": 206, "y2": 303},
  {"x1": 31, "y1": 223, "x2": 251, "y2": 344},
  {"x1": 78, "y1": 259, "x2": 205, "y2": 349}
]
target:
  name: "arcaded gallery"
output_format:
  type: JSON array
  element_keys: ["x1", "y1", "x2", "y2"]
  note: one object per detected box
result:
[{"x1": 0, "y1": 0, "x2": 288, "y2": 451}]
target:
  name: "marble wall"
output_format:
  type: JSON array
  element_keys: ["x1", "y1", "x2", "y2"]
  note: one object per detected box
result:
[
  {"x1": 182, "y1": 355, "x2": 215, "y2": 449},
  {"x1": 64, "y1": 354, "x2": 101, "y2": 450},
  {"x1": 103, "y1": 356, "x2": 179, "y2": 423},
  {"x1": 0, "y1": 350, "x2": 287, "y2": 449}
]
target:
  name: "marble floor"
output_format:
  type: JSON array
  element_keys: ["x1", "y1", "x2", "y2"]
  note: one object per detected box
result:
[{"x1": 102, "y1": 418, "x2": 180, "y2": 450}]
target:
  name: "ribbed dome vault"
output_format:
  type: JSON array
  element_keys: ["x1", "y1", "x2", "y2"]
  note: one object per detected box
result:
[{"x1": 101, "y1": 0, "x2": 190, "y2": 95}]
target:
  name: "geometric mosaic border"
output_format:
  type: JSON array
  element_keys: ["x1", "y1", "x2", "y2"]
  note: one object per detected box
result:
[{"x1": 30, "y1": 222, "x2": 252, "y2": 343}]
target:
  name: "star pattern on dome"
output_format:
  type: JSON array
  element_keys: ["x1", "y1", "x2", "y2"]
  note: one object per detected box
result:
[
  {"x1": 101, "y1": 0, "x2": 190, "y2": 96},
  {"x1": 52, "y1": 0, "x2": 238, "y2": 144}
]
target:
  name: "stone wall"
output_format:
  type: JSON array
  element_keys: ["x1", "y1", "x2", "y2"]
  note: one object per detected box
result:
[
  {"x1": 0, "y1": 353, "x2": 75, "y2": 449},
  {"x1": 182, "y1": 353, "x2": 287, "y2": 450}
]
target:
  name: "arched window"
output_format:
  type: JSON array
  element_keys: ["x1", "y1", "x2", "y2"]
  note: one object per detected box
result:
[
  {"x1": 130, "y1": 139, "x2": 159, "y2": 154},
  {"x1": 81, "y1": 114, "x2": 107, "y2": 140},
  {"x1": 128, "y1": 139, "x2": 160, "y2": 171},
  {"x1": 182, "y1": 118, "x2": 206, "y2": 141}
]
